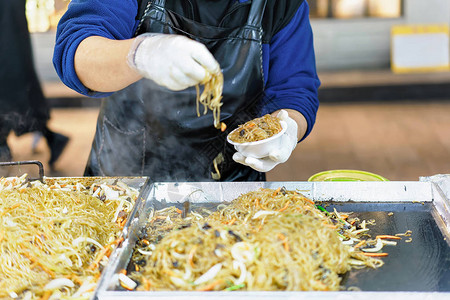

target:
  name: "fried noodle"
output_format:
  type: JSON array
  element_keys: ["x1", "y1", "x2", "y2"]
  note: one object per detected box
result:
[
  {"x1": 0, "y1": 175, "x2": 139, "y2": 299},
  {"x1": 228, "y1": 114, "x2": 283, "y2": 143},
  {"x1": 196, "y1": 71, "x2": 224, "y2": 129},
  {"x1": 129, "y1": 187, "x2": 385, "y2": 291}
]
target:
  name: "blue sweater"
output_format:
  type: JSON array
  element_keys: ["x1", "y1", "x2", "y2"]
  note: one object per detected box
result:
[{"x1": 53, "y1": 0, "x2": 320, "y2": 140}]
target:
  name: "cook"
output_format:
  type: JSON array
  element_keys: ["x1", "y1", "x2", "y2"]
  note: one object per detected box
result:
[{"x1": 53, "y1": 0, "x2": 320, "y2": 182}]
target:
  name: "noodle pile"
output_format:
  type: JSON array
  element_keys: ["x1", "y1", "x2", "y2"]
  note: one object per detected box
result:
[
  {"x1": 128, "y1": 187, "x2": 387, "y2": 292},
  {"x1": 196, "y1": 71, "x2": 224, "y2": 130},
  {"x1": 0, "y1": 175, "x2": 139, "y2": 299},
  {"x1": 228, "y1": 114, "x2": 283, "y2": 143}
]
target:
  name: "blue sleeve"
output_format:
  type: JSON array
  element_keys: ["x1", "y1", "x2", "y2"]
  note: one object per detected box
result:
[
  {"x1": 53, "y1": 0, "x2": 139, "y2": 97},
  {"x1": 261, "y1": 1, "x2": 320, "y2": 141}
]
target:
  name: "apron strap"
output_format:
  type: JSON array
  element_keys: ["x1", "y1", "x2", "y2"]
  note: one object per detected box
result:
[
  {"x1": 153, "y1": 0, "x2": 166, "y2": 6},
  {"x1": 136, "y1": 0, "x2": 151, "y2": 21},
  {"x1": 246, "y1": 0, "x2": 267, "y2": 27}
]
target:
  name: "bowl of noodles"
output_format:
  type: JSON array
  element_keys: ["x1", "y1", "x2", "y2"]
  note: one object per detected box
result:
[{"x1": 227, "y1": 114, "x2": 286, "y2": 159}]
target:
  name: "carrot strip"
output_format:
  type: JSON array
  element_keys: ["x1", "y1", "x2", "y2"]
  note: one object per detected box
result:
[
  {"x1": 361, "y1": 252, "x2": 388, "y2": 257},
  {"x1": 376, "y1": 235, "x2": 402, "y2": 240},
  {"x1": 68, "y1": 274, "x2": 83, "y2": 285},
  {"x1": 273, "y1": 187, "x2": 281, "y2": 196},
  {"x1": 277, "y1": 233, "x2": 289, "y2": 252},
  {"x1": 259, "y1": 201, "x2": 268, "y2": 210},
  {"x1": 142, "y1": 276, "x2": 151, "y2": 290},
  {"x1": 353, "y1": 240, "x2": 366, "y2": 249},
  {"x1": 0, "y1": 203, "x2": 20, "y2": 217},
  {"x1": 278, "y1": 202, "x2": 290, "y2": 212},
  {"x1": 301, "y1": 197, "x2": 315, "y2": 206},
  {"x1": 227, "y1": 217, "x2": 236, "y2": 225},
  {"x1": 22, "y1": 252, "x2": 55, "y2": 277},
  {"x1": 196, "y1": 279, "x2": 223, "y2": 291},
  {"x1": 175, "y1": 208, "x2": 182, "y2": 214},
  {"x1": 105, "y1": 247, "x2": 112, "y2": 257},
  {"x1": 323, "y1": 223, "x2": 337, "y2": 229},
  {"x1": 94, "y1": 272, "x2": 102, "y2": 280},
  {"x1": 88, "y1": 244, "x2": 111, "y2": 270},
  {"x1": 85, "y1": 286, "x2": 96, "y2": 293},
  {"x1": 255, "y1": 198, "x2": 268, "y2": 210},
  {"x1": 40, "y1": 290, "x2": 52, "y2": 300},
  {"x1": 313, "y1": 280, "x2": 329, "y2": 291},
  {"x1": 188, "y1": 245, "x2": 198, "y2": 268},
  {"x1": 256, "y1": 223, "x2": 263, "y2": 232},
  {"x1": 89, "y1": 237, "x2": 123, "y2": 270},
  {"x1": 119, "y1": 218, "x2": 127, "y2": 228}
]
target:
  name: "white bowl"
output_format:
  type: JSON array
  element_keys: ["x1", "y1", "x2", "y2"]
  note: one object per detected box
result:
[{"x1": 227, "y1": 120, "x2": 287, "y2": 159}]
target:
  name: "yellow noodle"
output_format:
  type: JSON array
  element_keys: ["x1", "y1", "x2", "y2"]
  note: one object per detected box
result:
[{"x1": 196, "y1": 71, "x2": 224, "y2": 129}]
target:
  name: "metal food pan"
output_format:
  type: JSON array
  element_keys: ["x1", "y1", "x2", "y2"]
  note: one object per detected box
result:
[
  {"x1": 43, "y1": 176, "x2": 149, "y2": 189},
  {"x1": 94, "y1": 181, "x2": 450, "y2": 300},
  {"x1": 0, "y1": 160, "x2": 150, "y2": 190},
  {"x1": 0, "y1": 166, "x2": 150, "y2": 299}
]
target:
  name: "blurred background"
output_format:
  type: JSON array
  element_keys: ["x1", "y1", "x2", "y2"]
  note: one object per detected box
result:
[{"x1": 6, "y1": 0, "x2": 450, "y2": 181}]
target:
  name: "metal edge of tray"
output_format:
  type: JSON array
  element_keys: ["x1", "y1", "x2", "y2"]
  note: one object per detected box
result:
[
  {"x1": 94, "y1": 290, "x2": 450, "y2": 300},
  {"x1": 144, "y1": 180, "x2": 434, "y2": 203},
  {"x1": 95, "y1": 181, "x2": 450, "y2": 300},
  {"x1": 43, "y1": 176, "x2": 148, "y2": 190},
  {"x1": 92, "y1": 180, "x2": 154, "y2": 299},
  {"x1": 430, "y1": 183, "x2": 450, "y2": 247},
  {"x1": 420, "y1": 175, "x2": 450, "y2": 236}
]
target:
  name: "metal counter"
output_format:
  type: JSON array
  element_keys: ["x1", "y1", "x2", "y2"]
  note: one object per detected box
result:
[{"x1": 94, "y1": 180, "x2": 450, "y2": 300}]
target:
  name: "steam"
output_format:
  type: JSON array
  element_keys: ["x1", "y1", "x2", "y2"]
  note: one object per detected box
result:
[{"x1": 91, "y1": 79, "x2": 267, "y2": 182}]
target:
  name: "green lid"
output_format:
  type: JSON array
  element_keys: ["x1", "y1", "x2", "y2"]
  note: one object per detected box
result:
[{"x1": 308, "y1": 170, "x2": 389, "y2": 182}]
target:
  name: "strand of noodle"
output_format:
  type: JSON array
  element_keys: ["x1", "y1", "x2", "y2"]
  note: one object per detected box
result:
[{"x1": 196, "y1": 71, "x2": 224, "y2": 129}]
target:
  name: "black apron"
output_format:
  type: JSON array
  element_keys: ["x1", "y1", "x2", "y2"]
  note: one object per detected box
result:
[{"x1": 85, "y1": 0, "x2": 267, "y2": 182}]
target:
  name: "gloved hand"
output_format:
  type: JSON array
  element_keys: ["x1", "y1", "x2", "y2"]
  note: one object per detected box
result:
[
  {"x1": 232, "y1": 110, "x2": 298, "y2": 172},
  {"x1": 127, "y1": 33, "x2": 220, "y2": 91}
]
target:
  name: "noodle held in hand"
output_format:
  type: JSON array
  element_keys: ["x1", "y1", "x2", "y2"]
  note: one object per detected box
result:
[{"x1": 196, "y1": 70, "x2": 224, "y2": 130}]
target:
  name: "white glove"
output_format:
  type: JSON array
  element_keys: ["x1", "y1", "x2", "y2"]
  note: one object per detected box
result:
[
  {"x1": 232, "y1": 110, "x2": 298, "y2": 172},
  {"x1": 127, "y1": 33, "x2": 220, "y2": 91}
]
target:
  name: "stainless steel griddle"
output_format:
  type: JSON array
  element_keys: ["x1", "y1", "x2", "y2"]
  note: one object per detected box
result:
[{"x1": 93, "y1": 179, "x2": 450, "y2": 300}]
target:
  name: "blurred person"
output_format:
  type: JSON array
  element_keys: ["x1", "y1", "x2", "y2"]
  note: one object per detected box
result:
[
  {"x1": 53, "y1": 0, "x2": 320, "y2": 181},
  {"x1": 0, "y1": 0, "x2": 69, "y2": 169}
]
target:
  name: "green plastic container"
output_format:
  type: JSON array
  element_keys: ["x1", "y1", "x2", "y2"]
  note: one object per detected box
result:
[{"x1": 308, "y1": 170, "x2": 389, "y2": 182}]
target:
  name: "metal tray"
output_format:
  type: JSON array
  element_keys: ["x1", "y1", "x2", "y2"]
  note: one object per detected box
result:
[{"x1": 94, "y1": 181, "x2": 450, "y2": 300}]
